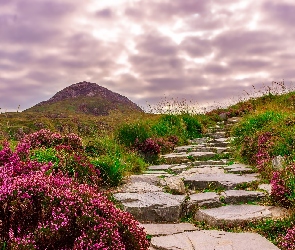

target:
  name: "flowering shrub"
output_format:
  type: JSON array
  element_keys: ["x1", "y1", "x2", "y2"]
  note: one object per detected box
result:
[
  {"x1": 280, "y1": 226, "x2": 295, "y2": 250},
  {"x1": 134, "y1": 138, "x2": 160, "y2": 162},
  {"x1": 24, "y1": 129, "x2": 83, "y2": 150},
  {"x1": 0, "y1": 141, "x2": 150, "y2": 249},
  {"x1": 271, "y1": 164, "x2": 295, "y2": 207},
  {"x1": 254, "y1": 132, "x2": 274, "y2": 172},
  {"x1": 153, "y1": 136, "x2": 178, "y2": 154},
  {"x1": 0, "y1": 171, "x2": 149, "y2": 249}
]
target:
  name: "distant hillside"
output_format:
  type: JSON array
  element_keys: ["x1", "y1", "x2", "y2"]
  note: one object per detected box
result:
[{"x1": 25, "y1": 81, "x2": 143, "y2": 116}]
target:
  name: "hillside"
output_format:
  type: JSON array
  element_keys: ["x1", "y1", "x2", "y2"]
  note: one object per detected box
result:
[{"x1": 25, "y1": 81, "x2": 143, "y2": 116}]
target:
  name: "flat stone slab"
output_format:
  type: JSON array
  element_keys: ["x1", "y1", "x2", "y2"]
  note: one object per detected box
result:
[
  {"x1": 222, "y1": 190, "x2": 265, "y2": 204},
  {"x1": 184, "y1": 173, "x2": 257, "y2": 190},
  {"x1": 194, "y1": 205, "x2": 287, "y2": 226},
  {"x1": 162, "y1": 152, "x2": 216, "y2": 164},
  {"x1": 141, "y1": 223, "x2": 197, "y2": 236},
  {"x1": 116, "y1": 181, "x2": 162, "y2": 193},
  {"x1": 128, "y1": 175, "x2": 160, "y2": 185},
  {"x1": 148, "y1": 164, "x2": 173, "y2": 171},
  {"x1": 113, "y1": 192, "x2": 185, "y2": 222},
  {"x1": 151, "y1": 230, "x2": 280, "y2": 250},
  {"x1": 188, "y1": 192, "x2": 222, "y2": 209},
  {"x1": 224, "y1": 163, "x2": 255, "y2": 174},
  {"x1": 192, "y1": 160, "x2": 227, "y2": 166},
  {"x1": 159, "y1": 176, "x2": 186, "y2": 194},
  {"x1": 170, "y1": 164, "x2": 188, "y2": 174},
  {"x1": 144, "y1": 170, "x2": 168, "y2": 175},
  {"x1": 180, "y1": 166, "x2": 225, "y2": 177}
]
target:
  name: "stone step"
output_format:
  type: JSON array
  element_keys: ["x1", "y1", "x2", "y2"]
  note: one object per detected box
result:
[
  {"x1": 183, "y1": 173, "x2": 258, "y2": 190},
  {"x1": 162, "y1": 151, "x2": 216, "y2": 164},
  {"x1": 113, "y1": 191, "x2": 185, "y2": 222},
  {"x1": 150, "y1": 230, "x2": 280, "y2": 250},
  {"x1": 141, "y1": 223, "x2": 197, "y2": 236},
  {"x1": 194, "y1": 204, "x2": 288, "y2": 227},
  {"x1": 221, "y1": 190, "x2": 266, "y2": 204},
  {"x1": 224, "y1": 163, "x2": 255, "y2": 174},
  {"x1": 192, "y1": 160, "x2": 228, "y2": 166},
  {"x1": 206, "y1": 131, "x2": 227, "y2": 139}
]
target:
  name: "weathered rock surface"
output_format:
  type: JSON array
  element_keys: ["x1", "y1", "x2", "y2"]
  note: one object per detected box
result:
[
  {"x1": 194, "y1": 205, "x2": 287, "y2": 226},
  {"x1": 259, "y1": 183, "x2": 272, "y2": 194},
  {"x1": 150, "y1": 230, "x2": 280, "y2": 250},
  {"x1": 187, "y1": 192, "x2": 222, "y2": 209},
  {"x1": 184, "y1": 173, "x2": 257, "y2": 190},
  {"x1": 113, "y1": 192, "x2": 185, "y2": 222},
  {"x1": 141, "y1": 223, "x2": 197, "y2": 236},
  {"x1": 159, "y1": 176, "x2": 186, "y2": 194},
  {"x1": 224, "y1": 163, "x2": 255, "y2": 174},
  {"x1": 222, "y1": 190, "x2": 265, "y2": 204},
  {"x1": 117, "y1": 181, "x2": 162, "y2": 193}
]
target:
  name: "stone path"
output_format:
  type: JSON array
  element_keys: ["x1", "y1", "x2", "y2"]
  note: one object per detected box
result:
[{"x1": 113, "y1": 118, "x2": 286, "y2": 250}]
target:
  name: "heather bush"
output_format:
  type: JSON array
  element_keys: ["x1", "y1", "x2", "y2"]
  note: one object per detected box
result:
[
  {"x1": 280, "y1": 226, "x2": 295, "y2": 250},
  {"x1": 271, "y1": 164, "x2": 295, "y2": 207},
  {"x1": 134, "y1": 138, "x2": 161, "y2": 163},
  {"x1": 0, "y1": 141, "x2": 150, "y2": 249}
]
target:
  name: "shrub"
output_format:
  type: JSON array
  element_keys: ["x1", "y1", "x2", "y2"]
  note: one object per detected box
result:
[
  {"x1": 280, "y1": 226, "x2": 295, "y2": 250},
  {"x1": 181, "y1": 114, "x2": 202, "y2": 139},
  {"x1": 92, "y1": 155, "x2": 124, "y2": 187},
  {"x1": 134, "y1": 138, "x2": 161, "y2": 163},
  {"x1": 0, "y1": 141, "x2": 150, "y2": 249},
  {"x1": 271, "y1": 164, "x2": 295, "y2": 207},
  {"x1": 116, "y1": 123, "x2": 150, "y2": 147}
]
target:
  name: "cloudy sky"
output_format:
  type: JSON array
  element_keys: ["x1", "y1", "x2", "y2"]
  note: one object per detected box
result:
[{"x1": 1, "y1": 0, "x2": 294, "y2": 112}]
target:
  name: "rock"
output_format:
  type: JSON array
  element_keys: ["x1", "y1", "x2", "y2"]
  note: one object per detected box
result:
[
  {"x1": 272, "y1": 155, "x2": 285, "y2": 170},
  {"x1": 184, "y1": 173, "x2": 257, "y2": 190},
  {"x1": 151, "y1": 230, "x2": 280, "y2": 250},
  {"x1": 170, "y1": 164, "x2": 188, "y2": 174},
  {"x1": 162, "y1": 151, "x2": 216, "y2": 164},
  {"x1": 141, "y1": 223, "x2": 197, "y2": 236},
  {"x1": 148, "y1": 164, "x2": 172, "y2": 171},
  {"x1": 259, "y1": 184, "x2": 272, "y2": 194},
  {"x1": 221, "y1": 190, "x2": 265, "y2": 204},
  {"x1": 187, "y1": 192, "x2": 222, "y2": 210},
  {"x1": 219, "y1": 112, "x2": 227, "y2": 120},
  {"x1": 128, "y1": 174, "x2": 160, "y2": 185},
  {"x1": 224, "y1": 163, "x2": 255, "y2": 174},
  {"x1": 180, "y1": 166, "x2": 225, "y2": 177},
  {"x1": 194, "y1": 205, "x2": 287, "y2": 226},
  {"x1": 116, "y1": 181, "x2": 162, "y2": 193},
  {"x1": 227, "y1": 117, "x2": 242, "y2": 124},
  {"x1": 144, "y1": 170, "x2": 168, "y2": 175},
  {"x1": 113, "y1": 192, "x2": 185, "y2": 222},
  {"x1": 160, "y1": 176, "x2": 186, "y2": 194}
]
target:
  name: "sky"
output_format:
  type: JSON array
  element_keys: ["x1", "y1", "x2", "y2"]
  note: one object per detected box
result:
[{"x1": 1, "y1": 0, "x2": 295, "y2": 112}]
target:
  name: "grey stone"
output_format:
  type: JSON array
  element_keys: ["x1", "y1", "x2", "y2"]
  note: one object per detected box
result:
[
  {"x1": 184, "y1": 173, "x2": 257, "y2": 190},
  {"x1": 116, "y1": 181, "x2": 162, "y2": 193},
  {"x1": 128, "y1": 174, "x2": 160, "y2": 185},
  {"x1": 272, "y1": 155, "x2": 285, "y2": 170},
  {"x1": 180, "y1": 166, "x2": 225, "y2": 177},
  {"x1": 259, "y1": 184, "x2": 272, "y2": 194},
  {"x1": 187, "y1": 192, "x2": 222, "y2": 209},
  {"x1": 194, "y1": 205, "x2": 287, "y2": 226},
  {"x1": 222, "y1": 190, "x2": 265, "y2": 204},
  {"x1": 219, "y1": 112, "x2": 227, "y2": 120},
  {"x1": 224, "y1": 163, "x2": 255, "y2": 174},
  {"x1": 144, "y1": 170, "x2": 168, "y2": 175},
  {"x1": 141, "y1": 223, "x2": 197, "y2": 236},
  {"x1": 148, "y1": 164, "x2": 172, "y2": 171},
  {"x1": 159, "y1": 176, "x2": 186, "y2": 194},
  {"x1": 162, "y1": 151, "x2": 216, "y2": 164},
  {"x1": 113, "y1": 192, "x2": 185, "y2": 222},
  {"x1": 151, "y1": 230, "x2": 280, "y2": 250},
  {"x1": 193, "y1": 160, "x2": 226, "y2": 166},
  {"x1": 170, "y1": 164, "x2": 188, "y2": 174}
]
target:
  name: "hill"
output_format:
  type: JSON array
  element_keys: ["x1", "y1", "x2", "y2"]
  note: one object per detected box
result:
[{"x1": 25, "y1": 81, "x2": 143, "y2": 116}]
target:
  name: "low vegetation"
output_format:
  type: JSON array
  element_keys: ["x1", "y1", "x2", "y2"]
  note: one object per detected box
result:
[{"x1": 2, "y1": 80, "x2": 295, "y2": 248}]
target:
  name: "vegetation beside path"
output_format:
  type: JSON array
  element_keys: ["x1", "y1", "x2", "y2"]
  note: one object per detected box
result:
[{"x1": 1, "y1": 81, "x2": 295, "y2": 248}]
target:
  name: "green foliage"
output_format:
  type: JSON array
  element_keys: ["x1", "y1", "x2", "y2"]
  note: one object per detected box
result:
[
  {"x1": 182, "y1": 114, "x2": 202, "y2": 139},
  {"x1": 116, "y1": 123, "x2": 151, "y2": 146},
  {"x1": 30, "y1": 148, "x2": 59, "y2": 166},
  {"x1": 92, "y1": 155, "x2": 124, "y2": 187}
]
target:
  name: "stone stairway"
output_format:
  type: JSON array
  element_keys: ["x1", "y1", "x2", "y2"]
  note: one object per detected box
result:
[{"x1": 113, "y1": 117, "x2": 286, "y2": 250}]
